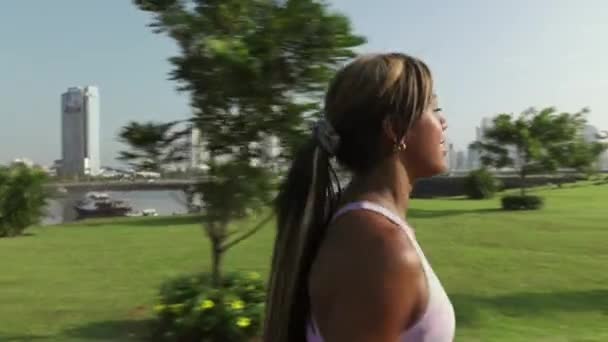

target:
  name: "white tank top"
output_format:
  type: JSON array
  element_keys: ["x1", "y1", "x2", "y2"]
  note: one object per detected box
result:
[{"x1": 306, "y1": 201, "x2": 456, "y2": 342}]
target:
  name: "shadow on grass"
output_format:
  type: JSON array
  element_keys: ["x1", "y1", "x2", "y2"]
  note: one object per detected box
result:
[
  {"x1": 119, "y1": 215, "x2": 203, "y2": 228},
  {"x1": 61, "y1": 319, "x2": 154, "y2": 341},
  {"x1": 0, "y1": 334, "x2": 52, "y2": 341},
  {"x1": 452, "y1": 289, "x2": 608, "y2": 327},
  {"x1": 408, "y1": 208, "x2": 501, "y2": 219},
  {"x1": 82, "y1": 215, "x2": 203, "y2": 228},
  {"x1": 0, "y1": 232, "x2": 37, "y2": 240}
]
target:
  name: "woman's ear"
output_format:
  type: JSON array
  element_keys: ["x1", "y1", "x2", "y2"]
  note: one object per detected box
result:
[
  {"x1": 383, "y1": 117, "x2": 407, "y2": 146},
  {"x1": 382, "y1": 117, "x2": 398, "y2": 145}
]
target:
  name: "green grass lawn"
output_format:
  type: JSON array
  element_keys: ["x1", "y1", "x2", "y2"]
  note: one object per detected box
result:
[{"x1": 0, "y1": 183, "x2": 607, "y2": 341}]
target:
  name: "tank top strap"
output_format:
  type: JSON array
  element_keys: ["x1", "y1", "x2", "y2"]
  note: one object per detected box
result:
[
  {"x1": 331, "y1": 201, "x2": 429, "y2": 267},
  {"x1": 332, "y1": 201, "x2": 413, "y2": 235}
]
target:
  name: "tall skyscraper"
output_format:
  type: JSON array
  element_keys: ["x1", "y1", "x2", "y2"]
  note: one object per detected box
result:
[
  {"x1": 467, "y1": 144, "x2": 479, "y2": 170},
  {"x1": 455, "y1": 151, "x2": 466, "y2": 170},
  {"x1": 582, "y1": 124, "x2": 600, "y2": 143},
  {"x1": 580, "y1": 124, "x2": 608, "y2": 171},
  {"x1": 447, "y1": 142, "x2": 457, "y2": 171},
  {"x1": 190, "y1": 125, "x2": 209, "y2": 170},
  {"x1": 60, "y1": 86, "x2": 100, "y2": 177}
]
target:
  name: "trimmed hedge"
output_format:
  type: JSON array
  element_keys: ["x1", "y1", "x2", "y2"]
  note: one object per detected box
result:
[{"x1": 501, "y1": 195, "x2": 544, "y2": 210}]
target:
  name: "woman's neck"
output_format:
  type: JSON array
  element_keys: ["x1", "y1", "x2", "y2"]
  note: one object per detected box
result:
[{"x1": 341, "y1": 158, "x2": 413, "y2": 219}]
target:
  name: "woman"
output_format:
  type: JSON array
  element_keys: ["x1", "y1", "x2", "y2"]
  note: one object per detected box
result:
[{"x1": 264, "y1": 53, "x2": 455, "y2": 342}]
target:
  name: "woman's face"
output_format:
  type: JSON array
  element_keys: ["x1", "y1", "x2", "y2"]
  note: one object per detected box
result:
[{"x1": 403, "y1": 95, "x2": 448, "y2": 179}]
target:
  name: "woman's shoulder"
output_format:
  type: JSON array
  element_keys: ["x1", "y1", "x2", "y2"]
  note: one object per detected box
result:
[
  {"x1": 328, "y1": 209, "x2": 422, "y2": 277},
  {"x1": 308, "y1": 210, "x2": 427, "y2": 339},
  {"x1": 310, "y1": 209, "x2": 425, "y2": 304}
]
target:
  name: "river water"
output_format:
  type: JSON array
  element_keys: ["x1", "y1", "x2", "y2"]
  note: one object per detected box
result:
[{"x1": 42, "y1": 190, "x2": 190, "y2": 225}]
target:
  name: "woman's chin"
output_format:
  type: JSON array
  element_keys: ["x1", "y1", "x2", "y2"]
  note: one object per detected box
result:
[{"x1": 416, "y1": 162, "x2": 449, "y2": 178}]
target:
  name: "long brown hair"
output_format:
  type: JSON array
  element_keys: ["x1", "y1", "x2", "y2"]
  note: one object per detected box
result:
[{"x1": 263, "y1": 53, "x2": 434, "y2": 342}]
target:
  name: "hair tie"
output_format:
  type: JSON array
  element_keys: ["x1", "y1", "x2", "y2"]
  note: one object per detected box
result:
[{"x1": 313, "y1": 118, "x2": 340, "y2": 156}]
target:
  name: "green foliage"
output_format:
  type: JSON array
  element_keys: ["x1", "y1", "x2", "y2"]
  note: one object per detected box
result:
[
  {"x1": 501, "y1": 195, "x2": 544, "y2": 211},
  {"x1": 117, "y1": 120, "x2": 190, "y2": 172},
  {"x1": 133, "y1": 0, "x2": 365, "y2": 286},
  {"x1": 471, "y1": 107, "x2": 606, "y2": 197},
  {"x1": 134, "y1": 0, "x2": 365, "y2": 159},
  {"x1": 592, "y1": 175, "x2": 608, "y2": 185},
  {"x1": 199, "y1": 161, "x2": 276, "y2": 223},
  {"x1": 153, "y1": 271, "x2": 266, "y2": 341},
  {"x1": 464, "y1": 168, "x2": 501, "y2": 199},
  {"x1": 472, "y1": 107, "x2": 587, "y2": 173},
  {"x1": 553, "y1": 139, "x2": 607, "y2": 176},
  {"x1": 0, "y1": 165, "x2": 50, "y2": 237}
]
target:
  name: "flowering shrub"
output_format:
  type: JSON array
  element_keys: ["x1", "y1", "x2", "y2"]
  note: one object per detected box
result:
[{"x1": 152, "y1": 271, "x2": 266, "y2": 341}]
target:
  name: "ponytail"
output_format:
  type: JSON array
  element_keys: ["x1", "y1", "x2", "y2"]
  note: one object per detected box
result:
[{"x1": 263, "y1": 138, "x2": 341, "y2": 342}]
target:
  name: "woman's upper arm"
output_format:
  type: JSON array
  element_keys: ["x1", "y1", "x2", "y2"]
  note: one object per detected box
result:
[{"x1": 318, "y1": 219, "x2": 425, "y2": 342}]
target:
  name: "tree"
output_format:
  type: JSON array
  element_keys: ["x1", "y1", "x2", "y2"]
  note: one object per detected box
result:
[
  {"x1": 471, "y1": 107, "x2": 607, "y2": 196},
  {"x1": 554, "y1": 137, "x2": 607, "y2": 175},
  {"x1": 0, "y1": 164, "x2": 50, "y2": 237},
  {"x1": 117, "y1": 120, "x2": 190, "y2": 172},
  {"x1": 464, "y1": 168, "x2": 501, "y2": 199},
  {"x1": 134, "y1": 0, "x2": 365, "y2": 286}
]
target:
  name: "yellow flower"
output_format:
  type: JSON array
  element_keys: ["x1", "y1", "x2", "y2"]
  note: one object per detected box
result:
[
  {"x1": 231, "y1": 300, "x2": 245, "y2": 311},
  {"x1": 236, "y1": 317, "x2": 251, "y2": 328},
  {"x1": 248, "y1": 272, "x2": 261, "y2": 280},
  {"x1": 169, "y1": 303, "x2": 185, "y2": 313},
  {"x1": 198, "y1": 299, "x2": 215, "y2": 311},
  {"x1": 153, "y1": 304, "x2": 166, "y2": 313}
]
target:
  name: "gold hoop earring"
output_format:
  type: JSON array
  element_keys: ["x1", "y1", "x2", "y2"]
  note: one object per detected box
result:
[{"x1": 394, "y1": 142, "x2": 407, "y2": 152}]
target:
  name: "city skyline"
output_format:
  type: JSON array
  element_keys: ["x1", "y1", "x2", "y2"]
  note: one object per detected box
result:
[
  {"x1": 1, "y1": 0, "x2": 608, "y2": 166},
  {"x1": 6, "y1": 89, "x2": 608, "y2": 172}
]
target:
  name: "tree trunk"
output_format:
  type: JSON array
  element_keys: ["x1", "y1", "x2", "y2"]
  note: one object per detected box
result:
[
  {"x1": 209, "y1": 221, "x2": 228, "y2": 288},
  {"x1": 520, "y1": 168, "x2": 526, "y2": 196},
  {"x1": 211, "y1": 241, "x2": 223, "y2": 288},
  {"x1": 184, "y1": 187, "x2": 196, "y2": 213}
]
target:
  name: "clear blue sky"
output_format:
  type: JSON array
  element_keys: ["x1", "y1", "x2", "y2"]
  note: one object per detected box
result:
[{"x1": 1, "y1": 0, "x2": 607, "y2": 166}]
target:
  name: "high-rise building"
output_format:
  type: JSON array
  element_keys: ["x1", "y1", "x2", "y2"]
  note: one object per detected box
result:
[
  {"x1": 467, "y1": 144, "x2": 480, "y2": 170},
  {"x1": 190, "y1": 125, "x2": 210, "y2": 170},
  {"x1": 580, "y1": 124, "x2": 608, "y2": 171},
  {"x1": 456, "y1": 150, "x2": 466, "y2": 170},
  {"x1": 467, "y1": 117, "x2": 494, "y2": 170},
  {"x1": 447, "y1": 142, "x2": 457, "y2": 171},
  {"x1": 599, "y1": 151, "x2": 608, "y2": 171},
  {"x1": 582, "y1": 124, "x2": 600, "y2": 143},
  {"x1": 60, "y1": 86, "x2": 100, "y2": 177}
]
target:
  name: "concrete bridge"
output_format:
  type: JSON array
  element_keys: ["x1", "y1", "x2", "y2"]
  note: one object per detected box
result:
[
  {"x1": 48, "y1": 173, "x2": 589, "y2": 198},
  {"x1": 49, "y1": 179, "x2": 199, "y2": 194}
]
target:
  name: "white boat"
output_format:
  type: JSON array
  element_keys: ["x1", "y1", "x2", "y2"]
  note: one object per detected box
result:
[
  {"x1": 126, "y1": 208, "x2": 159, "y2": 217},
  {"x1": 84, "y1": 192, "x2": 110, "y2": 201},
  {"x1": 142, "y1": 208, "x2": 159, "y2": 217},
  {"x1": 74, "y1": 194, "x2": 132, "y2": 219}
]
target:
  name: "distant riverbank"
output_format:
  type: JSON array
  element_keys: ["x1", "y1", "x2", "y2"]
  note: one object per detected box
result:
[{"x1": 42, "y1": 190, "x2": 189, "y2": 225}]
